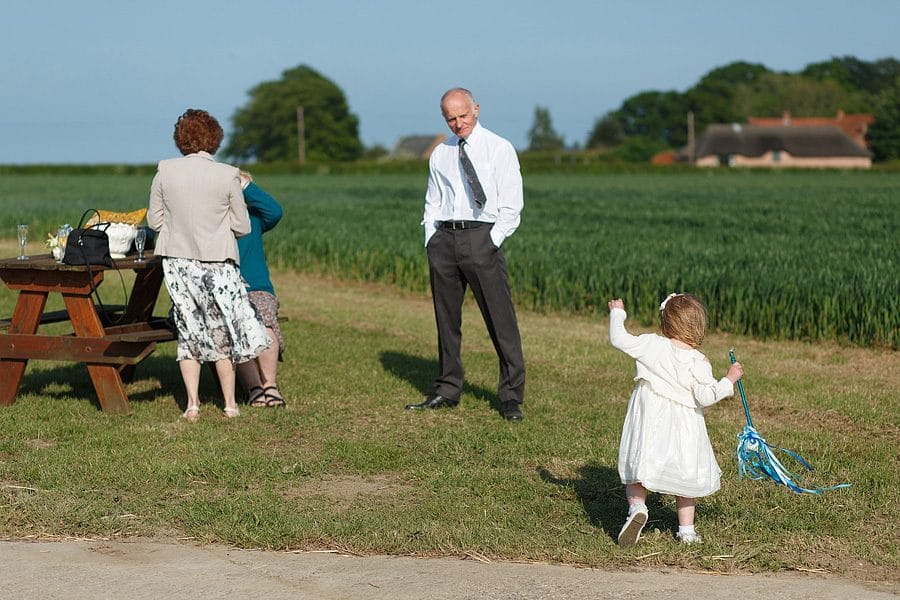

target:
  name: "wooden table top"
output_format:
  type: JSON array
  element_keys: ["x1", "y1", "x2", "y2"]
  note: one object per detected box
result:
[{"x1": 0, "y1": 252, "x2": 160, "y2": 272}]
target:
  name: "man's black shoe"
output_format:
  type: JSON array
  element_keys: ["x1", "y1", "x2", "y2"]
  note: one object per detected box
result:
[
  {"x1": 502, "y1": 401, "x2": 523, "y2": 421},
  {"x1": 405, "y1": 394, "x2": 460, "y2": 410}
]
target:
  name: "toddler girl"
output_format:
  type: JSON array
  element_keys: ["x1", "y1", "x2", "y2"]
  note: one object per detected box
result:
[{"x1": 608, "y1": 293, "x2": 742, "y2": 546}]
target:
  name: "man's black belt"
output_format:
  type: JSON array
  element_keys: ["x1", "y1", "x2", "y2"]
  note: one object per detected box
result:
[{"x1": 436, "y1": 220, "x2": 489, "y2": 230}]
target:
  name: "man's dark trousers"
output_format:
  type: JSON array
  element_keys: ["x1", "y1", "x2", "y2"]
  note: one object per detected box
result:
[{"x1": 426, "y1": 224, "x2": 525, "y2": 406}]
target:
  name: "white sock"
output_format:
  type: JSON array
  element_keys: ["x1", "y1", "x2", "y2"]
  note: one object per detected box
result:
[
  {"x1": 628, "y1": 502, "x2": 648, "y2": 517},
  {"x1": 678, "y1": 525, "x2": 695, "y2": 535}
]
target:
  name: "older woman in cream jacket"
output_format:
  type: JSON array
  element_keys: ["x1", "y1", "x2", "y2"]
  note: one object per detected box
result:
[{"x1": 148, "y1": 109, "x2": 270, "y2": 422}]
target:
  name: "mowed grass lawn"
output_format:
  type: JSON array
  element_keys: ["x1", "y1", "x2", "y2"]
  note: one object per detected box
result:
[{"x1": 0, "y1": 238, "x2": 896, "y2": 582}]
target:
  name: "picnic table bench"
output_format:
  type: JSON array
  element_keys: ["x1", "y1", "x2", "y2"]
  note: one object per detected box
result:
[{"x1": 0, "y1": 251, "x2": 175, "y2": 414}]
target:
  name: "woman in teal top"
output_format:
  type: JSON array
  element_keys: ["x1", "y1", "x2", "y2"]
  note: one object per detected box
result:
[{"x1": 236, "y1": 172, "x2": 286, "y2": 407}]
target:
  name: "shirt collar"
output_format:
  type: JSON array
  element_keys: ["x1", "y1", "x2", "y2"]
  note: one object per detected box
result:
[{"x1": 458, "y1": 122, "x2": 484, "y2": 146}]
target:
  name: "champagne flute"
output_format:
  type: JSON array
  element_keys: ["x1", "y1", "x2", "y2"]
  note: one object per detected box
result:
[
  {"x1": 16, "y1": 224, "x2": 28, "y2": 260},
  {"x1": 134, "y1": 227, "x2": 147, "y2": 263}
]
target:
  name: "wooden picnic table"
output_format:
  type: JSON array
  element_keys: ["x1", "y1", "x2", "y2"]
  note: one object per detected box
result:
[{"x1": 0, "y1": 251, "x2": 176, "y2": 414}]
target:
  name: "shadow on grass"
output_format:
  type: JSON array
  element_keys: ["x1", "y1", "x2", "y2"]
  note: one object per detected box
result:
[
  {"x1": 379, "y1": 351, "x2": 501, "y2": 414},
  {"x1": 537, "y1": 464, "x2": 678, "y2": 543},
  {"x1": 13, "y1": 354, "x2": 220, "y2": 412}
]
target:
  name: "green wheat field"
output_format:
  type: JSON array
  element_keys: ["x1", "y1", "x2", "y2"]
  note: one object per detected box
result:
[{"x1": 2, "y1": 170, "x2": 896, "y2": 346}]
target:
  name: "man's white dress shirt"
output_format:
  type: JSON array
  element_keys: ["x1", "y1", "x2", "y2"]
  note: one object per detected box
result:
[{"x1": 422, "y1": 122, "x2": 523, "y2": 248}]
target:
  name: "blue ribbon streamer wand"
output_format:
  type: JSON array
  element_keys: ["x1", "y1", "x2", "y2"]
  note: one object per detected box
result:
[{"x1": 729, "y1": 349, "x2": 851, "y2": 495}]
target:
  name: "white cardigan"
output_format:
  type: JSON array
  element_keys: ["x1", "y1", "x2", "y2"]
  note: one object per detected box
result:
[{"x1": 609, "y1": 307, "x2": 734, "y2": 408}]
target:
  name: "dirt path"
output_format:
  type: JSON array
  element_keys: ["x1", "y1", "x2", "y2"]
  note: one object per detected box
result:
[{"x1": 2, "y1": 539, "x2": 896, "y2": 599}]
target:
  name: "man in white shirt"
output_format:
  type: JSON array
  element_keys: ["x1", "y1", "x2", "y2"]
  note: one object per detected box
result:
[{"x1": 405, "y1": 88, "x2": 526, "y2": 421}]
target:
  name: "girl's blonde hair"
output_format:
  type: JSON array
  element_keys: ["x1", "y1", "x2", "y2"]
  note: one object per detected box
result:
[{"x1": 660, "y1": 293, "x2": 707, "y2": 348}]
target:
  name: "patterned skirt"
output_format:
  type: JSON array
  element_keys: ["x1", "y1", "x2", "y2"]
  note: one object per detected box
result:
[
  {"x1": 163, "y1": 258, "x2": 271, "y2": 363},
  {"x1": 248, "y1": 290, "x2": 284, "y2": 359}
]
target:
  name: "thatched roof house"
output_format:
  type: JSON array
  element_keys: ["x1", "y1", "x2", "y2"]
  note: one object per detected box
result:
[
  {"x1": 748, "y1": 111, "x2": 873, "y2": 148},
  {"x1": 694, "y1": 124, "x2": 872, "y2": 169}
]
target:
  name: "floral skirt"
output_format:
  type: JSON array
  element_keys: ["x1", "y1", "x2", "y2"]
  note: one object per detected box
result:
[
  {"x1": 248, "y1": 290, "x2": 284, "y2": 359},
  {"x1": 163, "y1": 258, "x2": 271, "y2": 363}
]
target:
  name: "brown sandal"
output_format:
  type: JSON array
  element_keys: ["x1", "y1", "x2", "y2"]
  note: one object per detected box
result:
[{"x1": 247, "y1": 386, "x2": 267, "y2": 407}]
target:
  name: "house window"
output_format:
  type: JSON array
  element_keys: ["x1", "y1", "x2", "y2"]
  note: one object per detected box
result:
[{"x1": 772, "y1": 150, "x2": 782, "y2": 163}]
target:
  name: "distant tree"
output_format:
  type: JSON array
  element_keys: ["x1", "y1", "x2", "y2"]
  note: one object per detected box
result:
[
  {"x1": 683, "y1": 62, "x2": 770, "y2": 134},
  {"x1": 868, "y1": 77, "x2": 900, "y2": 161},
  {"x1": 698, "y1": 61, "x2": 772, "y2": 88},
  {"x1": 802, "y1": 56, "x2": 900, "y2": 96},
  {"x1": 586, "y1": 111, "x2": 623, "y2": 148},
  {"x1": 733, "y1": 72, "x2": 867, "y2": 117},
  {"x1": 684, "y1": 78, "x2": 741, "y2": 137},
  {"x1": 527, "y1": 106, "x2": 565, "y2": 151},
  {"x1": 616, "y1": 90, "x2": 689, "y2": 147},
  {"x1": 614, "y1": 78, "x2": 740, "y2": 149},
  {"x1": 225, "y1": 65, "x2": 362, "y2": 162},
  {"x1": 866, "y1": 58, "x2": 900, "y2": 92}
]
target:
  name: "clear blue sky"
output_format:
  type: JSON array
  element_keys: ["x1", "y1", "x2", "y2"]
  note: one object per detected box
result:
[{"x1": 2, "y1": 0, "x2": 897, "y2": 164}]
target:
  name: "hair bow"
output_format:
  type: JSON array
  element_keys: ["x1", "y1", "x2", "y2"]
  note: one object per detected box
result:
[{"x1": 659, "y1": 293, "x2": 679, "y2": 311}]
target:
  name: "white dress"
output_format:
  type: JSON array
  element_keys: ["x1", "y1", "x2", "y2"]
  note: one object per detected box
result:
[{"x1": 609, "y1": 308, "x2": 734, "y2": 498}]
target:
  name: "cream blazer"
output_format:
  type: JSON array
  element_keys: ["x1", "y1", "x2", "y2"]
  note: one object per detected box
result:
[{"x1": 148, "y1": 152, "x2": 249, "y2": 264}]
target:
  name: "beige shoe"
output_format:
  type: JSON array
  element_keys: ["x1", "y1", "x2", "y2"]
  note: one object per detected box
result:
[
  {"x1": 181, "y1": 406, "x2": 200, "y2": 422},
  {"x1": 617, "y1": 508, "x2": 648, "y2": 547}
]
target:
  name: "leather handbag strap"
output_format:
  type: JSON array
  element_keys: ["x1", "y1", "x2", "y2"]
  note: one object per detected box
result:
[
  {"x1": 73, "y1": 208, "x2": 128, "y2": 326},
  {"x1": 76, "y1": 208, "x2": 100, "y2": 229},
  {"x1": 76, "y1": 208, "x2": 111, "y2": 231}
]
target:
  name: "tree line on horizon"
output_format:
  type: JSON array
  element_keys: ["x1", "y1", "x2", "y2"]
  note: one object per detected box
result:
[{"x1": 225, "y1": 56, "x2": 900, "y2": 165}]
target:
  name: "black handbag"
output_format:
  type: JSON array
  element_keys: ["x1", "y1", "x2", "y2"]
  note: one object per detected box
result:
[{"x1": 63, "y1": 209, "x2": 113, "y2": 267}]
